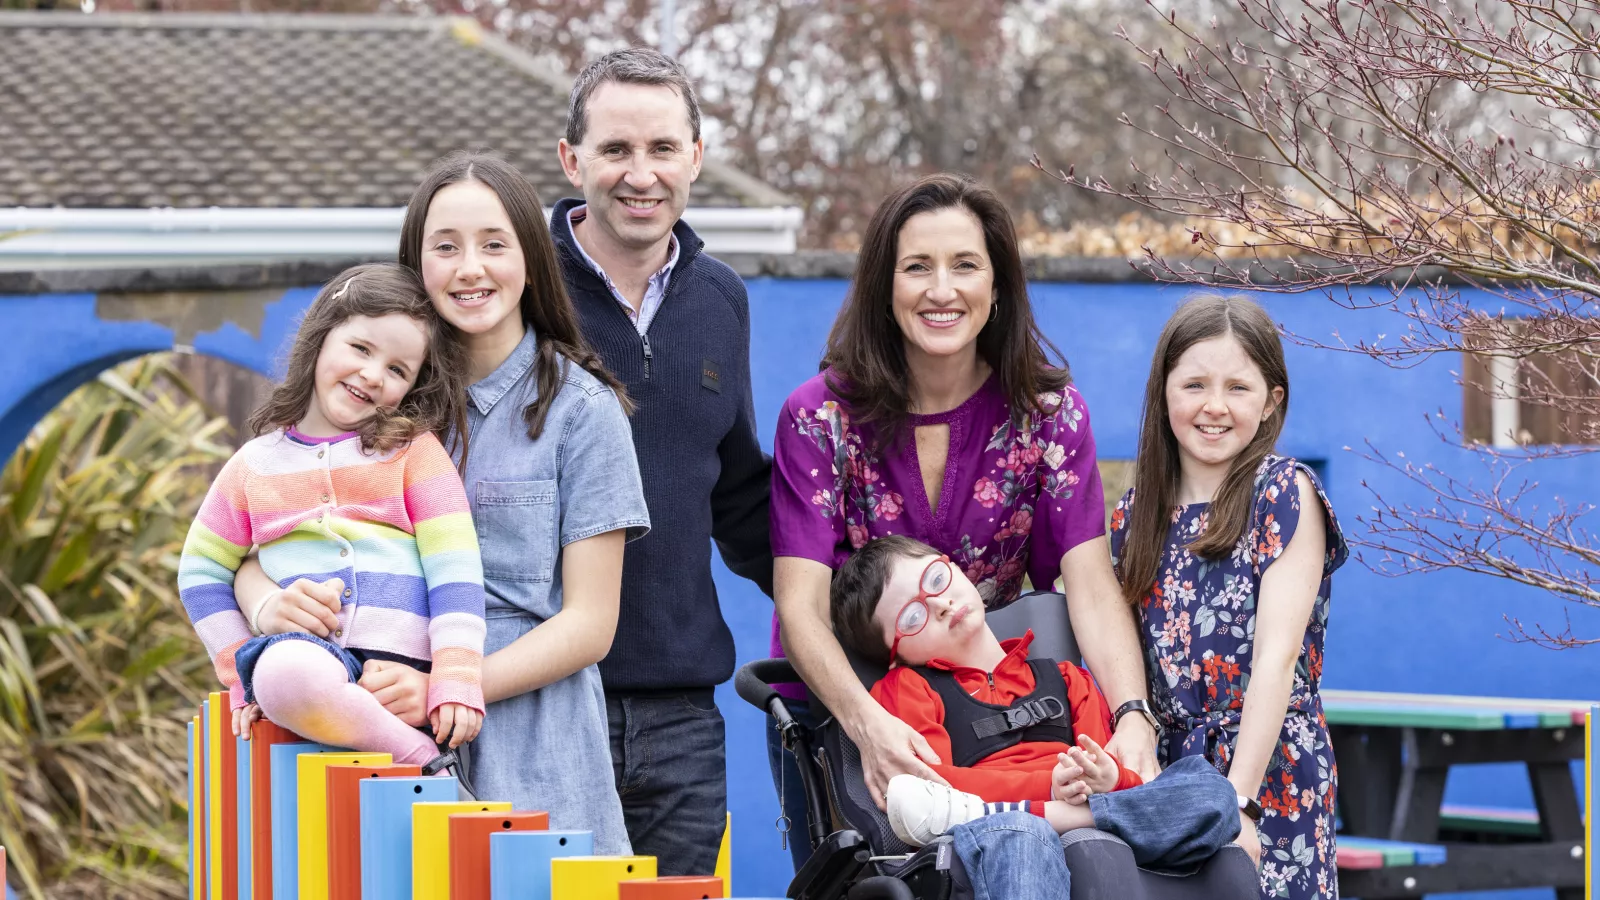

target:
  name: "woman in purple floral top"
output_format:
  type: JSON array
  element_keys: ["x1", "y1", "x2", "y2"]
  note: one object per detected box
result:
[{"x1": 767, "y1": 174, "x2": 1158, "y2": 869}]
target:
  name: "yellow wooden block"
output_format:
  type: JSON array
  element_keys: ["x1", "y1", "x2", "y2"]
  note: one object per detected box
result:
[
  {"x1": 296, "y1": 751, "x2": 391, "y2": 900},
  {"x1": 206, "y1": 692, "x2": 225, "y2": 900},
  {"x1": 190, "y1": 715, "x2": 203, "y2": 898},
  {"x1": 550, "y1": 856, "x2": 657, "y2": 900},
  {"x1": 714, "y1": 812, "x2": 731, "y2": 889},
  {"x1": 410, "y1": 800, "x2": 510, "y2": 900}
]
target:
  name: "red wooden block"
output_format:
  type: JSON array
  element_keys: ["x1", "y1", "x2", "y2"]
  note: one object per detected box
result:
[
  {"x1": 248, "y1": 719, "x2": 303, "y2": 900},
  {"x1": 326, "y1": 763, "x2": 422, "y2": 900},
  {"x1": 618, "y1": 876, "x2": 726, "y2": 899},
  {"x1": 446, "y1": 811, "x2": 550, "y2": 900},
  {"x1": 2, "y1": 846, "x2": 7, "y2": 889},
  {"x1": 1335, "y1": 847, "x2": 1385, "y2": 870}
]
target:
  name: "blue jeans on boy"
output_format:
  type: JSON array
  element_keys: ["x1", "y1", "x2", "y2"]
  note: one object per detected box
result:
[{"x1": 950, "y1": 755, "x2": 1240, "y2": 898}]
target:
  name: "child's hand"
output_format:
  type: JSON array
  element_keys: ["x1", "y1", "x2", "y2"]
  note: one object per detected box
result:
[
  {"x1": 430, "y1": 702, "x2": 483, "y2": 749},
  {"x1": 1070, "y1": 734, "x2": 1121, "y2": 795},
  {"x1": 360, "y1": 660, "x2": 428, "y2": 727},
  {"x1": 232, "y1": 702, "x2": 262, "y2": 739},
  {"x1": 1051, "y1": 753, "x2": 1092, "y2": 804}
]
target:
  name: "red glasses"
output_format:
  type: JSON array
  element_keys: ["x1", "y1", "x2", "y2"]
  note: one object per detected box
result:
[{"x1": 887, "y1": 555, "x2": 955, "y2": 665}]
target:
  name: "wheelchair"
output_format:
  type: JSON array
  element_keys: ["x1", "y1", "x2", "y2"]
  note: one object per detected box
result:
[{"x1": 735, "y1": 591, "x2": 1262, "y2": 900}]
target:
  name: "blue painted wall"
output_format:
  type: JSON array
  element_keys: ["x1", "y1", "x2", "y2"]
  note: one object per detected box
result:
[{"x1": 1, "y1": 279, "x2": 1594, "y2": 899}]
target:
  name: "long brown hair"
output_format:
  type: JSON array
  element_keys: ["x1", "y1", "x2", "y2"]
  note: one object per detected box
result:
[
  {"x1": 398, "y1": 151, "x2": 630, "y2": 440},
  {"x1": 249, "y1": 262, "x2": 469, "y2": 455},
  {"x1": 1118, "y1": 294, "x2": 1289, "y2": 605},
  {"x1": 822, "y1": 173, "x2": 1069, "y2": 445}
]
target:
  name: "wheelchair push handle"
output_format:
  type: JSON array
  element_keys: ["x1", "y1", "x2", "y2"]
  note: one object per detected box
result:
[{"x1": 734, "y1": 657, "x2": 802, "y2": 718}]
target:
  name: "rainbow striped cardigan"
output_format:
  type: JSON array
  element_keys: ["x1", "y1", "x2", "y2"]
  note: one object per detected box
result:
[{"x1": 178, "y1": 429, "x2": 486, "y2": 714}]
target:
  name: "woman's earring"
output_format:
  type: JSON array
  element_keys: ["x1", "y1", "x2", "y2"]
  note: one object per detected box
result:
[{"x1": 988, "y1": 301, "x2": 999, "y2": 323}]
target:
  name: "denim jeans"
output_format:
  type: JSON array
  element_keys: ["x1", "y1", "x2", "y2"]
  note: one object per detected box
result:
[
  {"x1": 950, "y1": 754, "x2": 1239, "y2": 896},
  {"x1": 606, "y1": 689, "x2": 727, "y2": 876},
  {"x1": 764, "y1": 697, "x2": 822, "y2": 873}
]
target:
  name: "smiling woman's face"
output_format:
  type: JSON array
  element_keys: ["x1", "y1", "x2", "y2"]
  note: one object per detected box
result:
[
  {"x1": 891, "y1": 206, "x2": 995, "y2": 367},
  {"x1": 418, "y1": 180, "x2": 526, "y2": 348}
]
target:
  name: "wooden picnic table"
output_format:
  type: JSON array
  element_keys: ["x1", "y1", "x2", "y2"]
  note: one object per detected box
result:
[{"x1": 1323, "y1": 689, "x2": 1591, "y2": 899}]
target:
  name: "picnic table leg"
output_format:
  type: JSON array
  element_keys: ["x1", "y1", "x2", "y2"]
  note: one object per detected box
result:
[
  {"x1": 1391, "y1": 728, "x2": 1447, "y2": 843},
  {"x1": 1527, "y1": 758, "x2": 1584, "y2": 900},
  {"x1": 1330, "y1": 724, "x2": 1404, "y2": 837}
]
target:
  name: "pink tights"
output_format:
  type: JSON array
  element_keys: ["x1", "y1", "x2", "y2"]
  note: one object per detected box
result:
[{"x1": 250, "y1": 639, "x2": 437, "y2": 766}]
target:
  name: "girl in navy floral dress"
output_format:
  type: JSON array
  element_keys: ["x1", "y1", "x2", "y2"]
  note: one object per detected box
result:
[{"x1": 1109, "y1": 295, "x2": 1348, "y2": 899}]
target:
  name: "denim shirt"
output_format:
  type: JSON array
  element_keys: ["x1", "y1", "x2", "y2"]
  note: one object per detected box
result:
[{"x1": 456, "y1": 328, "x2": 648, "y2": 854}]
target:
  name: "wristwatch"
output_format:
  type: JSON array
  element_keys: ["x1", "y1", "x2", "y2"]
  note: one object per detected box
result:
[
  {"x1": 1237, "y1": 794, "x2": 1263, "y2": 823},
  {"x1": 1111, "y1": 699, "x2": 1161, "y2": 739}
]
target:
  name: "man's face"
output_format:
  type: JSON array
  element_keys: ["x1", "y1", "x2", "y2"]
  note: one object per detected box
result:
[{"x1": 559, "y1": 81, "x2": 704, "y2": 257}]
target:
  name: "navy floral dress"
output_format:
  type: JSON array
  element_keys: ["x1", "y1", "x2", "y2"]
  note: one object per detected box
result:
[{"x1": 1110, "y1": 456, "x2": 1348, "y2": 899}]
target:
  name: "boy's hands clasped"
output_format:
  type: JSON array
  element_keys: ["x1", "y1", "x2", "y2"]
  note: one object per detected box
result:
[{"x1": 1050, "y1": 734, "x2": 1120, "y2": 804}]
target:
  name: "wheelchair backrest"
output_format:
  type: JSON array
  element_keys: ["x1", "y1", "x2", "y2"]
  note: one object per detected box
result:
[{"x1": 984, "y1": 590, "x2": 1079, "y2": 665}]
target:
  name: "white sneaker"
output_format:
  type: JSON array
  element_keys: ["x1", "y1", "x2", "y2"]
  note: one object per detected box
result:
[{"x1": 885, "y1": 774, "x2": 987, "y2": 847}]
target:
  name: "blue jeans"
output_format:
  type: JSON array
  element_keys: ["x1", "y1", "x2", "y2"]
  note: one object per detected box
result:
[
  {"x1": 606, "y1": 690, "x2": 727, "y2": 876},
  {"x1": 950, "y1": 755, "x2": 1239, "y2": 896},
  {"x1": 764, "y1": 697, "x2": 821, "y2": 873}
]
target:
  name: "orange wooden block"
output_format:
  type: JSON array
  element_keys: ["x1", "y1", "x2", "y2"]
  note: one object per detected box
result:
[
  {"x1": 248, "y1": 719, "x2": 303, "y2": 900},
  {"x1": 326, "y1": 763, "x2": 422, "y2": 900},
  {"x1": 618, "y1": 876, "x2": 726, "y2": 899},
  {"x1": 447, "y1": 811, "x2": 550, "y2": 900}
]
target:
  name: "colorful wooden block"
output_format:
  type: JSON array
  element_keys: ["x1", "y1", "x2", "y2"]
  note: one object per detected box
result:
[
  {"x1": 1333, "y1": 846, "x2": 1385, "y2": 870},
  {"x1": 295, "y1": 752, "x2": 390, "y2": 900},
  {"x1": 204, "y1": 692, "x2": 240, "y2": 900},
  {"x1": 410, "y1": 801, "x2": 511, "y2": 900},
  {"x1": 1587, "y1": 705, "x2": 1595, "y2": 899},
  {"x1": 446, "y1": 811, "x2": 548, "y2": 900},
  {"x1": 550, "y1": 857, "x2": 657, "y2": 900},
  {"x1": 268, "y1": 741, "x2": 334, "y2": 900},
  {"x1": 248, "y1": 720, "x2": 302, "y2": 900},
  {"x1": 189, "y1": 718, "x2": 201, "y2": 900},
  {"x1": 357, "y1": 776, "x2": 459, "y2": 900},
  {"x1": 237, "y1": 736, "x2": 251, "y2": 900},
  {"x1": 326, "y1": 764, "x2": 421, "y2": 900},
  {"x1": 488, "y1": 831, "x2": 593, "y2": 900},
  {"x1": 713, "y1": 812, "x2": 730, "y2": 890},
  {"x1": 617, "y1": 876, "x2": 725, "y2": 899}
]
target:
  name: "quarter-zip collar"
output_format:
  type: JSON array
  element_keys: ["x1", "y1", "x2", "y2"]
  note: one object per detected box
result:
[
  {"x1": 925, "y1": 630, "x2": 1037, "y2": 703},
  {"x1": 549, "y1": 197, "x2": 705, "y2": 301}
]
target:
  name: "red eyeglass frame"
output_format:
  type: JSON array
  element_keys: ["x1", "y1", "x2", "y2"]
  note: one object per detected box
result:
[{"x1": 887, "y1": 555, "x2": 954, "y2": 665}]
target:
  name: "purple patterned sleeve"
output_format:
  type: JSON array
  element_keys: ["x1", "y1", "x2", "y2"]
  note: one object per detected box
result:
[
  {"x1": 1027, "y1": 386, "x2": 1107, "y2": 590},
  {"x1": 770, "y1": 378, "x2": 847, "y2": 568}
]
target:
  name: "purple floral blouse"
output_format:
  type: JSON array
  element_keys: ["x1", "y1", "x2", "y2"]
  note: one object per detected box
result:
[{"x1": 770, "y1": 370, "x2": 1107, "y2": 660}]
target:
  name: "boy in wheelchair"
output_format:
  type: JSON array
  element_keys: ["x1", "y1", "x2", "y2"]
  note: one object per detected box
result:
[{"x1": 829, "y1": 535, "x2": 1255, "y2": 896}]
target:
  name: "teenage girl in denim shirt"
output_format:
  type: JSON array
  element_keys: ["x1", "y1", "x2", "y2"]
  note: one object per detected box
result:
[{"x1": 233, "y1": 152, "x2": 648, "y2": 853}]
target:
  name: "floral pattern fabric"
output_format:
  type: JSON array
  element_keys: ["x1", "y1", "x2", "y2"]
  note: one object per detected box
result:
[
  {"x1": 1109, "y1": 455, "x2": 1348, "y2": 899},
  {"x1": 770, "y1": 370, "x2": 1107, "y2": 658}
]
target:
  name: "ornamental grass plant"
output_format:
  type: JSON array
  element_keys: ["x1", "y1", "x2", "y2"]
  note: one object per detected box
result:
[{"x1": 0, "y1": 355, "x2": 231, "y2": 899}]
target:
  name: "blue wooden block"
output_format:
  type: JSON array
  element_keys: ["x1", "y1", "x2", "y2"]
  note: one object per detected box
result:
[
  {"x1": 236, "y1": 736, "x2": 251, "y2": 900},
  {"x1": 187, "y1": 720, "x2": 198, "y2": 900},
  {"x1": 357, "y1": 775, "x2": 459, "y2": 900},
  {"x1": 268, "y1": 741, "x2": 332, "y2": 900},
  {"x1": 1503, "y1": 711, "x2": 1542, "y2": 729},
  {"x1": 488, "y1": 830, "x2": 593, "y2": 900}
]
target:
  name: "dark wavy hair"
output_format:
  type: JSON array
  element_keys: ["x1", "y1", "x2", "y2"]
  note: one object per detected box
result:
[
  {"x1": 1118, "y1": 294, "x2": 1289, "y2": 606},
  {"x1": 249, "y1": 262, "x2": 469, "y2": 455},
  {"x1": 398, "y1": 150, "x2": 631, "y2": 440},
  {"x1": 821, "y1": 173, "x2": 1069, "y2": 446}
]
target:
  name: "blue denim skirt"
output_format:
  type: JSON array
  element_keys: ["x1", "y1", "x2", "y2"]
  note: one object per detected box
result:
[{"x1": 234, "y1": 632, "x2": 427, "y2": 704}]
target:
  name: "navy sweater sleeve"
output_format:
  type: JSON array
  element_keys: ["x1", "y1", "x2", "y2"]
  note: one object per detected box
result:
[{"x1": 707, "y1": 270, "x2": 775, "y2": 598}]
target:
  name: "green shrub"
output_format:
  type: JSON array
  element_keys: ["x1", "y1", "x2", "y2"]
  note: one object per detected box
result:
[{"x1": 0, "y1": 355, "x2": 230, "y2": 899}]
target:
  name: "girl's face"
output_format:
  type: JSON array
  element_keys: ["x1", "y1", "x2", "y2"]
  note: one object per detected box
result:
[
  {"x1": 300, "y1": 313, "x2": 429, "y2": 436},
  {"x1": 1164, "y1": 333, "x2": 1284, "y2": 482},
  {"x1": 419, "y1": 180, "x2": 527, "y2": 346},
  {"x1": 891, "y1": 206, "x2": 995, "y2": 368}
]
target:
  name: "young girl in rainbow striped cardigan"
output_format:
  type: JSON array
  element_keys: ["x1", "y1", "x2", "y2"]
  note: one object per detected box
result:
[{"x1": 179, "y1": 263, "x2": 484, "y2": 776}]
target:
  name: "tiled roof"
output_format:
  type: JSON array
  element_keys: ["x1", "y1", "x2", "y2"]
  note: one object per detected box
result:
[{"x1": 0, "y1": 12, "x2": 789, "y2": 209}]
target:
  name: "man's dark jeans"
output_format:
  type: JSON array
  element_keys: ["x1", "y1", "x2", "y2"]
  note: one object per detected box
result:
[{"x1": 606, "y1": 689, "x2": 727, "y2": 876}]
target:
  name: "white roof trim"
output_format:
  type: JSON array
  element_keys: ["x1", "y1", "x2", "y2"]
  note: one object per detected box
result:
[{"x1": 0, "y1": 206, "x2": 803, "y2": 270}]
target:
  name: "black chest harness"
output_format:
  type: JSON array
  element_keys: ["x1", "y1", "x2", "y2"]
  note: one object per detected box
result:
[{"x1": 914, "y1": 658, "x2": 1077, "y2": 768}]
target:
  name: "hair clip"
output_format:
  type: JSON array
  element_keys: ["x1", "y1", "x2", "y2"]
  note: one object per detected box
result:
[{"x1": 330, "y1": 277, "x2": 356, "y2": 300}]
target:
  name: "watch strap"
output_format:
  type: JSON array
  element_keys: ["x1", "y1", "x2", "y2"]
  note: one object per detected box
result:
[
  {"x1": 1111, "y1": 699, "x2": 1160, "y2": 737},
  {"x1": 1237, "y1": 794, "x2": 1263, "y2": 822}
]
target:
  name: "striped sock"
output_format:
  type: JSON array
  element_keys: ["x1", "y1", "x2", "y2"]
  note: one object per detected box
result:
[{"x1": 982, "y1": 800, "x2": 1045, "y2": 818}]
